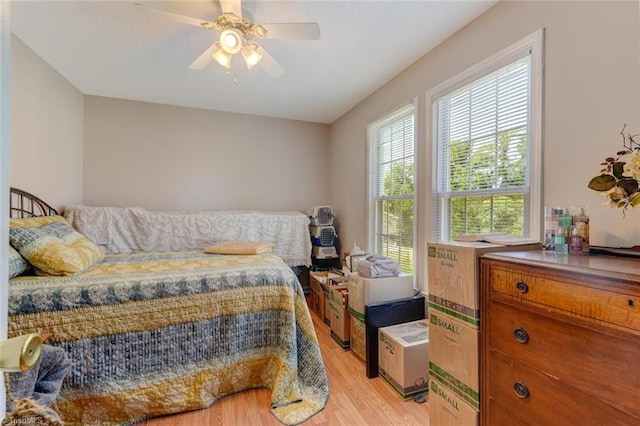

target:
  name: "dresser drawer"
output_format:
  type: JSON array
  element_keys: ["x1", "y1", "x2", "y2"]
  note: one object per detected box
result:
[
  {"x1": 487, "y1": 300, "x2": 640, "y2": 419},
  {"x1": 487, "y1": 350, "x2": 637, "y2": 425},
  {"x1": 489, "y1": 265, "x2": 640, "y2": 330},
  {"x1": 486, "y1": 399, "x2": 528, "y2": 426}
]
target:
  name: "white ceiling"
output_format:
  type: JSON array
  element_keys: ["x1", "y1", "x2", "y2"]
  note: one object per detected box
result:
[{"x1": 10, "y1": 0, "x2": 498, "y2": 124}]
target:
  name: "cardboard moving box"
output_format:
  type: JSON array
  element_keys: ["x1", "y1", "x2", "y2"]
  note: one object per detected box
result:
[
  {"x1": 308, "y1": 272, "x2": 325, "y2": 321},
  {"x1": 348, "y1": 273, "x2": 414, "y2": 321},
  {"x1": 327, "y1": 275, "x2": 349, "y2": 326},
  {"x1": 365, "y1": 296, "x2": 426, "y2": 378},
  {"x1": 378, "y1": 320, "x2": 429, "y2": 399},
  {"x1": 348, "y1": 296, "x2": 426, "y2": 375},
  {"x1": 309, "y1": 271, "x2": 345, "y2": 324},
  {"x1": 429, "y1": 377, "x2": 479, "y2": 426},
  {"x1": 427, "y1": 241, "x2": 541, "y2": 328},
  {"x1": 428, "y1": 311, "x2": 479, "y2": 410},
  {"x1": 329, "y1": 285, "x2": 350, "y2": 349},
  {"x1": 349, "y1": 314, "x2": 366, "y2": 363}
]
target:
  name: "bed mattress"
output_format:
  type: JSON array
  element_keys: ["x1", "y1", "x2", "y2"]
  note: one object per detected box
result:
[{"x1": 8, "y1": 251, "x2": 328, "y2": 425}]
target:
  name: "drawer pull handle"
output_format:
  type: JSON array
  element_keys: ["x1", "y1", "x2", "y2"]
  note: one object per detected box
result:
[
  {"x1": 513, "y1": 327, "x2": 529, "y2": 344},
  {"x1": 516, "y1": 280, "x2": 529, "y2": 293},
  {"x1": 513, "y1": 382, "x2": 530, "y2": 399}
]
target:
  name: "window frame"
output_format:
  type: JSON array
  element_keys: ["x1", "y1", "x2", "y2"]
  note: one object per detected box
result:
[
  {"x1": 425, "y1": 29, "x2": 544, "y2": 243},
  {"x1": 365, "y1": 99, "x2": 418, "y2": 274}
]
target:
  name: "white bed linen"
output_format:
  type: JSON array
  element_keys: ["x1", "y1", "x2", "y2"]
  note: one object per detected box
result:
[{"x1": 64, "y1": 205, "x2": 312, "y2": 267}]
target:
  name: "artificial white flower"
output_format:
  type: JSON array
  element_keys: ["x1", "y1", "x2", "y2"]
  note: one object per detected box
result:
[
  {"x1": 588, "y1": 125, "x2": 639, "y2": 215},
  {"x1": 600, "y1": 186, "x2": 627, "y2": 207},
  {"x1": 623, "y1": 151, "x2": 640, "y2": 180}
]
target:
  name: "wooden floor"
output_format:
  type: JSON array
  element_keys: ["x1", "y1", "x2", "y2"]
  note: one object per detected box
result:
[{"x1": 140, "y1": 308, "x2": 429, "y2": 425}]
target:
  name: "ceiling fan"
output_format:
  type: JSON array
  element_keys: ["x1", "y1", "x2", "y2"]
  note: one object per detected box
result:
[{"x1": 135, "y1": 0, "x2": 320, "y2": 78}]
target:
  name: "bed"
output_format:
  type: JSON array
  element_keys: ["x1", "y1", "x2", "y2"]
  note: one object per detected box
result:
[
  {"x1": 63, "y1": 205, "x2": 313, "y2": 268},
  {"x1": 7, "y1": 188, "x2": 328, "y2": 425}
]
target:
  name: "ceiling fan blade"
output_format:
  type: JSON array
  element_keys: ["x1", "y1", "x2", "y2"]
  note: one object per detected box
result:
[
  {"x1": 261, "y1": 23, "x2": 320, "y2": 40},
  {"x1": 134, "y1": 3, "x2": 213, "y2": 28},
  {"x1": 219, "y1": 0, "x2": 243, "y2": 20},
  {"x1": 258, "y1": 46, "x2": 286, "y2": 78},
  {"x1": 188, "y1": 42, "x2": 219, "y2": 70}
]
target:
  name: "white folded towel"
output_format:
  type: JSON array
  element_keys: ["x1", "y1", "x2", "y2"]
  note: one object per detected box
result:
[{"x1": 357, "y1": 254, "x2": 401, "y2": 278}]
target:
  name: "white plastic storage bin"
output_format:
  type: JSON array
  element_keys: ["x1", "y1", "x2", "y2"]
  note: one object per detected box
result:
[
  {"x1": 307, "y1": 206, "x2": 334, "y2": 226},
  {"x1": 310, "y1": 225, "x2": 337, "y2": 247},
  {"x1": 313, "y1": 246, "x2": 338, "y2": 259}
]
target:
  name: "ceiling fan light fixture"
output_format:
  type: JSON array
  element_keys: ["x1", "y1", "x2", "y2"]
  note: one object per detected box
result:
[
  {"x1": 211, "y1": 42, "x2": 232, "y2": 69},
  {"x1": 219, "y1": 28, "x2": 243, "y2": 54},
  {"x1": 136, "y1": 1, "x2": 320, "y2": 79},
  {"x1": 241, "y1": 43, "x2": 262, "y2": 69}
]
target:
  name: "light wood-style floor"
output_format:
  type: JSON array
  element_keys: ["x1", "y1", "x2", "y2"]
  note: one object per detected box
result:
[{"x1": 140, "y1": 308, "x2": 429, "y2": 425}]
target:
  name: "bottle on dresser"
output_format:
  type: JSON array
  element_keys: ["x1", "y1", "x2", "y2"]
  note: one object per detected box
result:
[{"x1": 545, "y1": 206, "x2": 589, "y2": 256}]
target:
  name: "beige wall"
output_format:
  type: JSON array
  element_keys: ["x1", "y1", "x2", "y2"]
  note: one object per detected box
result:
[
  {"x1": 329, "y1": 0, "x2": 640, "y2": 291},
  {"x1": 83, "y1": 96, "x2": 330, "y2": 212},
  {"x1": 10, "y1": 35, "x2": 330, "y2": 213},
  {"x1": 10, "y1": 35, "x2": 84, "y2": 211},
  {"x1": 9, "y1": 1, "x2": 640, "y2": 283}
]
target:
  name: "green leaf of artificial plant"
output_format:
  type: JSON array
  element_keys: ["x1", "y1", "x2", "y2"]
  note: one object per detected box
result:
[
  {"x1": 619, "y1": 178, "x2": 639, "y2": 196},
  {"x1": 587, "y1": 175, "x2": 616, "y2": 191},
  {"x1": 613, "y1": 161, "x2": 627, "y2": 179}
]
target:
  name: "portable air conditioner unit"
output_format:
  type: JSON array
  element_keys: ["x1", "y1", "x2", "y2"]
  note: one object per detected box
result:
[
  {"x1": 312, "y1": 245, "x2": 338, "y2": 259},
  {"x1": 307, "y1": 205, "x2": 334, "y2": 226},
  {"x1": 309, "y1": 225, "x2": 337, "y2": 247}
]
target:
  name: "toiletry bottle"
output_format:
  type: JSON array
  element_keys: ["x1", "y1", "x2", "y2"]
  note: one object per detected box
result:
[
  {"x1": 569, "y1": 226, "x2": 582, "y2": 255},
  {"x1": 544, "y1": 207, "x2": 559, "y2": 251},
  {"x1": 555, "y1": 226, "x2": 569, "y2": 255},
  {"x1": 573, "y1": 207, "x2": 590, "y2": 254}
]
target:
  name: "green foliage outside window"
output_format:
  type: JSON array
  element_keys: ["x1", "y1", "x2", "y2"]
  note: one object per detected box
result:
[
  {"x1": 379, "y1": 162, "x2": 414, "y2": 273},
  {"x1": 448, "y1": 131, "x2": 527, "y2": 239}
]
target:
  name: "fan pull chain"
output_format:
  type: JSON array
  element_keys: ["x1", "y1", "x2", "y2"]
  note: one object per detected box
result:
[{"x1": 225, "y1": 69, "x2": 239, "y2": 84}]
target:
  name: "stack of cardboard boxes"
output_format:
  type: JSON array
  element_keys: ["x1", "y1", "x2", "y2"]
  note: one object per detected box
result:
[
  {"x1": 308, "y1": 270, "x2": 333, "y2": 325},
  {"x1": 427, "y1": 241, "x2": 540, "y2": 425},
  {"x1": 310, "y1": 256, "x2": 428, "y2": 388},
  {"x1": 347, "y1": 273, "x2": 414, "y2": 363},
  {"x1": 309, "y1": 270, "x2": 351, "y2": 347},
  {"x1": 328, "y1": 284, "x2": 350, "y2": 348}
]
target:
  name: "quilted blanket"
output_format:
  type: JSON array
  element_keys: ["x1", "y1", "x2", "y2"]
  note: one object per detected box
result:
[
  {"x1": 8, "y1": 251, "x2": 328, "y2": 425},
  {"x1": 63, "y1": 205, "x2": 312, "y2": 267}
]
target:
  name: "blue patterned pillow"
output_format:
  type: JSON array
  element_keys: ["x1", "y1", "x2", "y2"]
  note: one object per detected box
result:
[
  {"x1": 10, "y1": 216, "x2": 104, "y2": 276},
  {"x1": 8, "y1": 245, "x2": 30, "y2": 278}
]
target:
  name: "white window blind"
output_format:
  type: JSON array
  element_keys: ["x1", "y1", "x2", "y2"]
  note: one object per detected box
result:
[
  {"x1": 366, "y1": 103, "x2": 415, "y2": 274},
  {"x1": 433, "y1": 55, "x2": 532, "y2": 241}
]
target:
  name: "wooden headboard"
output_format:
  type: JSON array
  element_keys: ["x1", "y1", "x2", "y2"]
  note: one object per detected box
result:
[{"x1": 9, "y1": 187, "x2": 58, "y2": 218}]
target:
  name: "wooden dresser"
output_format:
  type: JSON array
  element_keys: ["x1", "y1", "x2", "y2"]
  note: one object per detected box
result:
[{"x1": 480, "y1": 251, "x2": 640, "y2": 425}]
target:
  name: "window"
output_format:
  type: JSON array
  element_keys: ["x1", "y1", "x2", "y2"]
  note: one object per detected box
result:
[
  {"x1": 366, "y1": 102, "x2": 416, "y2": 274},
  {"x1": 431, "y1": 31, "x2": 543, "y2": 241}
]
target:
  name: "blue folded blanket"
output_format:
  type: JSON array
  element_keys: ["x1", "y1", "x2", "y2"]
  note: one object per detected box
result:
[
  {"x1": 357, "y1": 254, "x2": 401, "y2": 278},
  {"x1": 6, "y1": 344, "x2": 71, "y2": 422}
]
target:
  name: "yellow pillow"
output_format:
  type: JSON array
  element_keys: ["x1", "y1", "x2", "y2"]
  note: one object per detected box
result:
[
  {"x1": 204, "y1": 241, "x2": 276, "y2": 255},
  {"x1": 9, "y1": 216, "x2": 104, "y2": 276}
]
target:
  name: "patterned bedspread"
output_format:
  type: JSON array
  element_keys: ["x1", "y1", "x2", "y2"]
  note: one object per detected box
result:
[
  {"x1": 8, "y1": 251, "x2": 328, "y2": 425},
  {"x1": 64, "y1": 206, "x2": 313, "y2": 267}
]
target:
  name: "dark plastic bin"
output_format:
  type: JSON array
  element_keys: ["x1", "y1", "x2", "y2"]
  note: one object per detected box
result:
[{"x1": 364, "y1": 295, "x2": 426, "y2": 378}]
